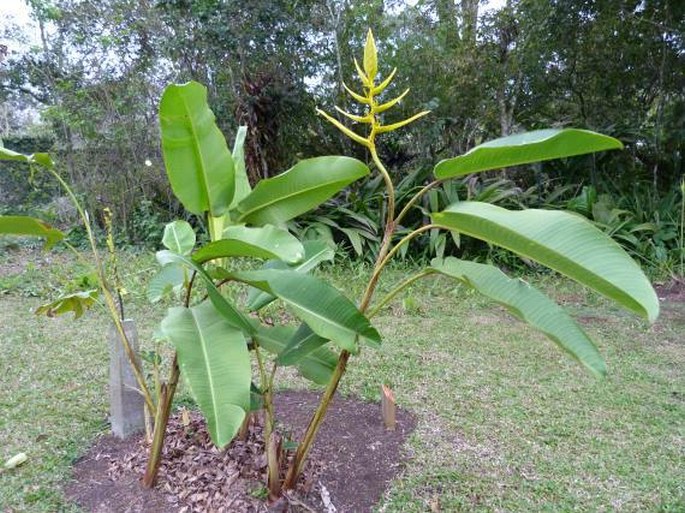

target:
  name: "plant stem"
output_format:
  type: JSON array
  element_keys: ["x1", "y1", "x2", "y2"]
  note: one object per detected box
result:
[
  {"x1": 371, "y1": 144, "x2": 396, "y2": 232},
  {"x1": 394, "y1": 179, "x2": 442, "y2": 227},
  {"x1": 255, "y1": 344, "x2": 281, "y2": 500},
  {"x1": 141, "y1": 271, "x2": 195, "y2": 488},
  {"x1": 360, "y1": 224, "x2": 441, "y2": 311},
  {"x1": 283, "y1": 349, "x2": 350, "y2": 489},
  {"x1": 142, "y1": 383, "x2": 168, "y2": 487},
  {"x1": 367, "y1": 270, "x2": 434, "y2": 318},
  {"x1": 284, "y1": 144, "x2": 396, "y2": 488},
  {"x1": 142, "y1": 355, "x2": 180, "y2": 488},
  {"x1": 48, "y1": 167, "x2": 155, "y2": 415}
]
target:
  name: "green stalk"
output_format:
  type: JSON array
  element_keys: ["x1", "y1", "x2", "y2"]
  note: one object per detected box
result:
[
  {"x1": 367, "y1": 270, "x2": 434, "y2": 319},
  {"x1": 48, "y1": 167, "x2": 155, "y2": 415},
  {"x1": 285, "y1": 46, "x2": 435, "y2": 488},
  {"x1": 371, "y1": 139, "x2": 396, "y2": 233},
  {"x1": 282, "y1": 349, "x2": 350, "y2": 489},
  {"x1": 394, "y1": 179, "x2": 442, "y2": 227},
  {"x1": 283, "y1": 145, "x2": 396, "y2": 489},
  {"x1": 142, "y1": 271, "x2": 195, "y2": 488},
  {"x1": 361, "y1": 224, "x2": 440, "y2": 308},
  {"x1": 255, "y1": 344, "x2": 281, "y2": 500},
  {"x1": 142, "y1": 357, "x2": 179, "y2": 488}
]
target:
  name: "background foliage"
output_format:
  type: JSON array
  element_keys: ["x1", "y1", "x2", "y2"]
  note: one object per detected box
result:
[{"x1": 1, "y1": 0, "x2": 683, "y2": 274}]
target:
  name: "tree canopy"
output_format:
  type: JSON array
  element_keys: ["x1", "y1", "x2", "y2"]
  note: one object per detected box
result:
[{"x1": 1, "y1": 0, "x2": 683, "y2": 246}]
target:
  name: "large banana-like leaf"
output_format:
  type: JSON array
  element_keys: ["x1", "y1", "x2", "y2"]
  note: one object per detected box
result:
[
  {"x1": 230, "y1": 269, "x2": 380, "y2": 352},
  {"x1": 156, "y1": 250, "x2": 255, "y2": 334},
  {"x1": 246, "y1": 240, "x2": 335, "y2": 311},
  {"x1": 192, "y1": 225, "x2": 304, "y2": 264},
  {"x1": 161, "y1": 301, "x2": 250, "y2": 447},
  {"x1": 147, "y1": 264, "x2": 186, "y2": 303},
  {"x1": 434, "y1": 129, "x2": 622, "y2": 179},
  {"x1": 0, "y1": 215, "x2": 64, "y2": 249},
  {"x1": 234, "y1": 156, "x2": 369, "y2": 225},
  {"x1": 432, "y1": 202, "x2": 658, "y2": 322},
  {"x1": 430, "y1": 257, "x2": 606, "y2": 376},
  {"x1": 0, "y1": 146, "x2": 54, "y2": 168},
  {"x1": 276, "y1": 323, "x2": 330, "y2": 366},
  {"x1": 229, "y1": 126, "x2": 251, "y2": 209},
  {"x1": 159, "y1": 81, "x2": 234, "y2": 216},
  {"x1": 162, "y1": 220, "x2": 196, "y2": 255},
  {"x1": 252, "y1": 324, "x2": 337, "y2": 385}
]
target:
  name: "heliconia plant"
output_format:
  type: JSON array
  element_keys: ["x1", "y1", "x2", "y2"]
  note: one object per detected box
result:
[
  {"x1": 145, "y1": 30, "x2": 657, "y2": 502},
  {"x1": 277, "y1": 30, "x2": 657, "y2": 490},
  {"x1": 1, "y1": 29, "x2": 659, "y2": 505}
]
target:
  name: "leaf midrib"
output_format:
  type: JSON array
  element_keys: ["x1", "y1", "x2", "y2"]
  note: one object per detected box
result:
[
  {"x1": 179, "y1": 89, "x2": 212, "y2": 212},
  {"x1": 246, "y1": 247, "x2": 334, "y2": 309},
  {"x1": 189, "y1": 308, "x2": 225, "y2": 444},
  {"x1": 171, "y1": 226, "x2": 182, "y2": 253},
  {"x1": 432, "y1": 259, "x2": 604, "y2": 375},
  {"x1": 238, "y1": 174, "x2": 357, "y2": 221},
  {"x1": 242, "y1": 272, "x2": 375, "y2": 347},
  {"x1": 281, "y1": 292, "x2": 368, "y2": 347}
]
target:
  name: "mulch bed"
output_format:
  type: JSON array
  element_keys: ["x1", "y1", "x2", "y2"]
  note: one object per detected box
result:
[
  {"x1": 65, "y1": 390, "x2": 416, "y2": 512},
  {"x1": 655, "y1": 278, "x2": 685, "y2": 304}
]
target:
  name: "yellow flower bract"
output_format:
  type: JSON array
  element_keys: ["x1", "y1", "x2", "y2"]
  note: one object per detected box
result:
[{"x1": 317, "y1": 30, "x2": 430, "y2": 151}]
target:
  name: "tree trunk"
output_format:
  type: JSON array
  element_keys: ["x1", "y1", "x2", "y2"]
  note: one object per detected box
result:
[
  {"x1": 435, "y1": 0, "x2": 459, "y2": 49},
  {"x1": 461, "y1": 0, "x2": 479, "y2": 47}
]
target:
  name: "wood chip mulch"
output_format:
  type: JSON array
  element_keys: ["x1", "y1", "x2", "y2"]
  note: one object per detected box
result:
[
  {"x1": 109, "y1": 410, "x2": 282, "y2": 512},
  {"x1": 65, "y1": 390, "x2": 416, "y2": 513}
]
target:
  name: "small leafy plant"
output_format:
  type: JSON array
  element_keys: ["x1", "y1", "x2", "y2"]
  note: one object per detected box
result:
[{"x1": 0, "y1": 144, "x2": 157, "y2": 431}]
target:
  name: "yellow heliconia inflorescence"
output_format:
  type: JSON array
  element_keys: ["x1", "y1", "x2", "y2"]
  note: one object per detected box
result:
[{"x1": 316, "y1": 29, "x2": 430, "y2": 150}]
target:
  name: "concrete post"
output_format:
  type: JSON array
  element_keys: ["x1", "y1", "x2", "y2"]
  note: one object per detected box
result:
[{"x1": 109, "y1": 319, "x2": 145, "y2": 438}]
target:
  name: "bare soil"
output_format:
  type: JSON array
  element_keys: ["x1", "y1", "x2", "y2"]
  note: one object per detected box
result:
[
  {"x1": 655, "y1": 278, "x2": 685, "y2": 303},
  {"x1": 65, "y1": 390, "x2": 416, "y2": 513}
]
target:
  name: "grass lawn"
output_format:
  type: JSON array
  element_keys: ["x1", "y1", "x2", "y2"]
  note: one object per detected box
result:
[{"x1": 1, "y1": 247, "x2": 683, "y2": 512}]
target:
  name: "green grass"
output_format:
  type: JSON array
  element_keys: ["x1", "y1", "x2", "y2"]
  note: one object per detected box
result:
[{"x1": 0, "y1": 249, "x2": 683, "y2": 512}]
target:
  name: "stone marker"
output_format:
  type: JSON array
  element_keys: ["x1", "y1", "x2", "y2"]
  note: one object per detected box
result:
[{"x1": 109, "y1": 319, "x2": 145, "y2": 438}]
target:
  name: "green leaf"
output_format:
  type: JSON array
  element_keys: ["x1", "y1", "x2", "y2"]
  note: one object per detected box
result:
[
  {"x1": 0, "y1": 146, "x2": 54, "y2": 168},
  {"x1": 35, "y1": 290, "x2": 99, "y2": 319},
  {"x1": 250, "y1": 382, "x2": 264, "y2": 411},
  {"x1": 253, "y1": 324, "x2": 337, "y2": 385},
  {"x1": 0, "y1": 215, "x2": 64, "y2": 250},
  {"x1": 162, "y1": 220, "x2": 196, "y2": 255},
  {"x1": 160, "y1": 81, "x2": 235, "y2": 216},
  {"x1": 230, "y1": 269, "x2": 380, "y2": 352},
  {"x1": 434, "y1": 129, "x2": 623, "y2": 179},
  {"x1": 161, "y1": 301, "x2": 250, "y2": 447},
  {"x1": 235, "y1": 156, "x2": 369, "y2": 225},
  {"x1": 432, "y1": 202, "x2": 658, "y2": 322},
  {"x1": 155, "y1": 250, "x2": 255, "y2": 334},
  {"x1": 246, "y1": 240, "x2": 335, "y2": 311},
  {"x1": 229, "y1": 126, "x2": 251, "y2": 209},
  {"x1": 147, "y1": 264, "x2": 185, "y2": 303},
  {"x1": 430, "y1": 257, "x2": 606, "y2": 376},
  {"x1": 340, "y1": 227, "x2": 364, "y2": 255},
  {"x1": 193, "y1": 224, "x2": 304, "y2": 264},
  {"x1": 277, "y1": 323, "x2": 329, "y2": 365}
]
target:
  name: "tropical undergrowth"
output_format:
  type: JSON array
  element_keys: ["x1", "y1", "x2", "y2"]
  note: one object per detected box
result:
[{"x1": 298, "y1": 170, "x2": 684, "y2": 280}]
